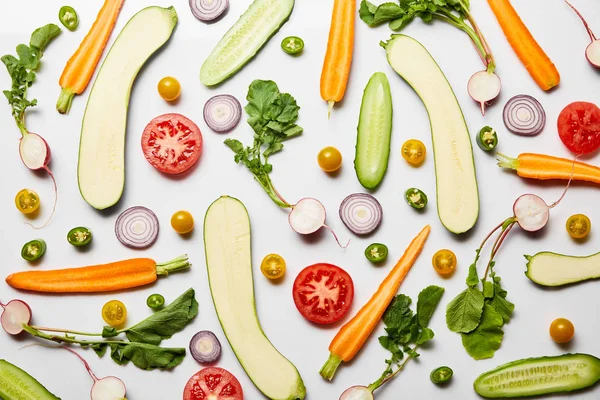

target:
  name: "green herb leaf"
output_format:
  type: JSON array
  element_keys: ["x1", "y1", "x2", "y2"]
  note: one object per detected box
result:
[
  {"x1": 488, "y1": 279, "x2": 514, "y2": 324},
  {"x1": 483, "y1": 281, "x2": 494, "y2": 299},
  {"x1": 102, "y1": 326, "x2": 119, "y2": 338},
  {"x1": 446, "y1": 287, "x2": 484, "y2": 333},
  {"x1": 383, "y1": 294, "x2": 413, "y2": 329},
  {"x1": 30, "y1": 24, "x2": 61, "y2": 51},
  {"x1": 416, "y1": 327, "x2": 435, "y2": 345},
  {"x1": 466, "y1": 250, "x2": 481, "y2": 287},
  {"x1": 108, "y1": 342, "x2": 186, "y2": 370},
  {"x1": 416, "y1": 285, "x2": 445, "y2": 328},
  {"x1": 461, "y1": 304, "x2": 504, "y2": 360}
]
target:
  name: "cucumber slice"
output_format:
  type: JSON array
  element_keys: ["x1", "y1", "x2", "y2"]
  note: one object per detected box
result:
[
  {"x1": 200, "y1": 0, "x2": 294, "y2": 86},
  {"x1": 203, "y1": 196, "x2": 306, "y2": 400},
  {"x1": 382, "y1": 35, "x2": 479, "y2": 234},
  {"x1": 474, "y1": 353, "x2": 600, "y2": 398},
  {"x1": 354, "y1": 72, "x2": 393, "y2": 189},
  {"x1": 0, "y1": 359, "x2": 60, "y2": 400},
  {"x1": 78, "y1": 6, "x2": 178, "y2": 210},
  {"x1": 525, "y1": 251, "x2": 600, "y2": 286}
]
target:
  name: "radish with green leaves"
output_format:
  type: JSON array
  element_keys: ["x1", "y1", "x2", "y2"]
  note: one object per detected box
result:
[
  {"x1": 1, "y1": 300, "x2": 31, "y2": 335},
  {"x1": 565, "y1": 0, "x2": 600, "y2": 68}
]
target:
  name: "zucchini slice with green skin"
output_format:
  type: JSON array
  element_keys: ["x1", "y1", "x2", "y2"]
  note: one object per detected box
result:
[
  {"x1": 382, "y1": 34, "x2": 479, "y2": 234},
  {"x1": 474, "y1": 353, "x2": 600, "y2": 398},
  {"x1": 200, "y1": 0, "x2": 295, "y2": 86},
  {"x1": 77, "y1": 6, "x2": 178, "y2": 210},
  {"x1": 0, "y1": 359, "x2": 60, "y2": 399},
  {"x1": 354, "y1": 72, "x2": 393, "y2": 189},
  {"x1": 525, "y1": 251, "x2": 600, "y2": 286},
  {"x1": 204, "y1": 196, "x2": 306, "y2": 400}
]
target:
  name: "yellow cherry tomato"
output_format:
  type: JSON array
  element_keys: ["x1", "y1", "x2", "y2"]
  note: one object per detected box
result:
[
  {"x1": 15, "y1": 189, "x2": 40, "y2": 215},
  {"x1": 157, "y1": 76, "x2": 181, "y2": 102},
  {"x1": 260, "y1": 253, "x2": 286, "y2": 280},
  {"x1": 317, "y1": 146, "x2": 342, "y2": 172},
  {"x1": 171, "y1": 210, "x2": 194, "y2": 234},
  {"x1": 549, "y1": 318, "x2": 575, "y2": 344},
  {"x1": 566, "y1": 214, "x2": 591, "y2": 239},
  {"x1": 401, "y1": 139, "x2": 426, "y2": 166},
  {"x1": 102, "y1": 300, "x2": 127, "y2": 327},
  {"x1": 432, "y1": 249, "x2": 457, "y2": 277}
]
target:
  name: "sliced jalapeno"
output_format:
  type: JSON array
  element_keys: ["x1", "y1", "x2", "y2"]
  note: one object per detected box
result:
[
  {"x1": 147, "y1": 294, "x2": 165, "y2": 309},
  {"x1": 405, "y1": 188, "x2": 428, "y2": 210},
  {"x1": 59, "y1": 6, "x2": 79, "y2": 31},
  {"x1": 430, "y1": 366, "x2": 453, "y2": 384},
  {"x1": 281, "y1": 36, "x2": 304, "y2": 55},
  {"x1": 477, "y1": 126, "x2": 498, "y2": 152},
  {"x1": 365, "y1": 243, "x2": 388, "y2": 263},
  {"x1": 21, "y1": 239, "x2": 47, "y2": 262},
  {"x1": 67, "y1": 227, "x2": 92, "y2": 247}
]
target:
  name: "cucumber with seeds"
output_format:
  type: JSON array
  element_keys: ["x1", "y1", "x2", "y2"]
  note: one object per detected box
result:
[{"x1": 0, "y1": 359, "x2": 60, "y2": 399}]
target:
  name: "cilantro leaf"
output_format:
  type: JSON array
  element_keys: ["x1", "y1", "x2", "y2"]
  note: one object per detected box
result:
[
  {"x1": 446, "y1": 287, "x2": 484, "y2": 333},
  {"x1": 461, "y1": 304, "x2": 504, "y2": 360},
  {"x1": 416, "y1": 285, "x2": 444, "y2": 328}
]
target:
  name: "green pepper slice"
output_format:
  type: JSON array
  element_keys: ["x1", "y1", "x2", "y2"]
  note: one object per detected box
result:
[
  {"x1": 477, "y1": 126, "x2": 498, "y2": 152},
  {"x1": 147, "y1": 294, "x2": 165, "y2": 309},
  {"x1": 365, "y1": 243, "x2": 388, "y2": 263},
  {"x1": 59, "y1": 6, "x2": 79, "y2": 31},
  {"x1": 430, "y1": 366, "x2": 453, "y2": 384},
  {"x1": 281, "y1": 36, "x2": 304, "y2": 55},
  {"x1": 67, "y1": 227, "x2": 92, "y2": 247},
  {"x1": 405, "y1": 188, "x2": 428, "y2": 210},
  {"x1": 21, "y1": 239, "x2": 47, "y2": 262}
]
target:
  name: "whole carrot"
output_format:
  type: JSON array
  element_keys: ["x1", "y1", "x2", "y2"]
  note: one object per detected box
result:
[
  {"x1": 320, "y1": 0, "x2": 355, "y2": 117},
  {"x1": 487, "y1": 0, "x2": 560, "y2": 90},
  {"x1": 498, "y1": 153, "x2": 600, "y2": 185},
  {"x1": 320, "y1": 226, "x2": 431, "y2": 381},
  {"x1": 56, "y1": 0, "x2": 124, "y2": 114},
  {"x1": 6, "y1": 255, "x2": 190, "y2": 293}
]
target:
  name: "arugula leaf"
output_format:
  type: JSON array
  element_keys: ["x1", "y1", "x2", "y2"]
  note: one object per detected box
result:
[
  {"x1": 446, "y1": 287, "x2": 484, "y2": 333},
  {"x1": 461, "y1": 304, "x2": 504, "y2": 360},
  {"x1": 92, "y1": 342, "x2": 186, "y2": 370},
  {"x1": 416, "y1": 285, "x2": 445, "y2": 327}
]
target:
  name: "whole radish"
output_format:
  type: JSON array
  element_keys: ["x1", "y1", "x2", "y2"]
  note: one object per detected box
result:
[{"x1": 565, "y1": 0, "x2": 600, "y2": 68}]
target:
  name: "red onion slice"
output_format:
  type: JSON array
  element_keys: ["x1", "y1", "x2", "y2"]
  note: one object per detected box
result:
[
  {"x1": 203, "y1": 94, "x2": 242, "y2": 133},
  {"x1": 189, "y1": 330, "x2": 221, "y2": 363},
  {"x1": 115, "y1": 206, "x2": 159, "y2": 249},
  {"x1": 339, "y1": 193, "x2": 383, "y2": 235},
  {"x1": 189, "y1": 0, "x2": 229, "y2": 23},
  {"x1": 503, "y1": 95, "x2": 546, "y2": 136}
]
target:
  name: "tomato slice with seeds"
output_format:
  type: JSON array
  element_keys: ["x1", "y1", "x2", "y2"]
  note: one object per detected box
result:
[
  {"x1": 292, "y1": 263, "x2": 354, "y2": 325},
  {"x1": 183, "y1": 367, "x2": 243, "y2": 400},
  {"x1": 557, "y1": 102, "x2": 600, "y2": 154},
  {"x1": 141, "y1": 113, "x2": 203, "y2": 175}
]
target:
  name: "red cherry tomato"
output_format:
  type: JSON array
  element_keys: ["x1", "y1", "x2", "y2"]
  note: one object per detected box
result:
[
  {"x1": 292, "y1": 263, "x2": 354, "y2": 325},
  {"x1": 141, "y1": 113, "x2": 203, "y2": 175},
  {"x1": 183, "y1": 367, "x2": 243, "y2": 400},
  {"x1": 557, "y1": 102, "x2": 600, "y2": 154}
]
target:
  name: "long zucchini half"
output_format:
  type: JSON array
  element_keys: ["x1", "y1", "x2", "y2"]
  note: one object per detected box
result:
[{"x1": 525, "y1": 250, "x2": 600, "y2": 286}]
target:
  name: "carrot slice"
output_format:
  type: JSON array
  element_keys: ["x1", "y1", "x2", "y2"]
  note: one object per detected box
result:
[{"x1": 498, "y1": 153, "x2": 600, "y2": 185}]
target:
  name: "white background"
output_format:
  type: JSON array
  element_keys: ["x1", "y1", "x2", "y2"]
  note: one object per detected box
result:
[{"x1": 1, "y1": 0, "x2": 599, "y2": 399}]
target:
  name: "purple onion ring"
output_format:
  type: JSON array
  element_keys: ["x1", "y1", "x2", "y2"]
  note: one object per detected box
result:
[
  {"x1": 189, "y1": 330, "x2": 222, "y2": 363},
  {"x1": 189, "y1": 0, "x2": 229, "y2": 23},
  {"x1": 115, "y1": 206, "x2": 159, "y2": 249},
  {"x1": 203, "y1": 94, "x2": 242, "y2": 133},
  {"x1": 339, "y1": 193, "x2": 383, "y2": 235},
  {"x1": 503, "y1": 94, "x2": 546, "y2": 136}
]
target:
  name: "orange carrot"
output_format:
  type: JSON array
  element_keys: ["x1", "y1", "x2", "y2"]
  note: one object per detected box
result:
[
  {"x1": 320, "y1": 0, "x2": 355, "y2": 117},
  {"x1": 320, "y1": 226, "x2": 431, "y2": 381},
  {"x1": 498, "y1": 153, "x2": 600, "y2": 185},
  {"x1": 6, "y1": 255, "x2": 189, "y2": 293},
  {"x1": 487, "y1": 0, "x2": 560, "y2": 90},
  {"x1": 56, "y1": 0, "x2": 124, "y2": 114}
]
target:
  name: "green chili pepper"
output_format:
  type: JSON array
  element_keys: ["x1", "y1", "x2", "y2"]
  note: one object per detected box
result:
[
  {"x1": 405, "y1": 188, "x2": 428, "y2": 210},
  {"x1": 67, "y1": 227, "x2": 92, "y2": 247},
  {"x1": 477, "y1": 126, "x2": 498, "y2": 152},
  {"x1": 146, "y1": 294, "x2": 165, "y2": 309},
  {"x1": 365, "y1": 243, "x2": 388, "y2": 263},
  {"x1": 59, "y1": 6, "x2": 79, "y2": 31},
  {"x1": 21, "y1": 239, "x2": 47, "y2": 262},
  {"x1": 281, "y1": 36, "x2": 304, "y2": 55},
  {"x1": 430, "y1": 366, "x2": 453, "y2": 384}
]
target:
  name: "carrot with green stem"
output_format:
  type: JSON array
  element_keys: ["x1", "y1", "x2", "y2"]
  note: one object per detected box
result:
[{"x1": 498, "y1": 153, "x2": 600, "y2": 185}]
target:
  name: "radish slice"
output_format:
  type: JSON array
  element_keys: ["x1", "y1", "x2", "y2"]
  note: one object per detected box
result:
[
  {"x1": 189, "y1": 330, "x2": 221, "y2": 363},
  {"x1": 288, "y1": 198, "x2": 349, "y2": 248},
  {"x1": 503, "y1": 95, "x2": 546, "y2": 136},
  {"x1": 115, "y1": 206, "x2": 159, "y2": 249},
  {"x1": 513, "y1": 194, "x2": 549, "y2": 232},
  {"x1": 203, "y1": 94, "x2": 242, "y2": 133},
  {"x1": 189, "y1": 0, "x2": 229, "y2": 22},
  {"x1": 91, "y1": 376, "x2": 127, "y2": 400},
  {"x1": 340, "y1": 386, "x2": 374, "y2": 400},
  {"x1": 0, "y1": 299, "x2": 32, "y2": 335},
  {"x1": 339, "y1": 193, "x2": 383, "y2": 235},
  {"x1": 565, "y1": 0, "x2": 600, "y2": 68},
  {"x1": 467, "y1": 70, "x2": 501, "y2": 115},
  {"x1": 19, "y1": 133, "x2": 50, "y2": 170}
]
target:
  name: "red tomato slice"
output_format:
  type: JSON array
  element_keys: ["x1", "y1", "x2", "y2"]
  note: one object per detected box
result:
[
  {"x1": 292, "y1": 263, "x2": 354, "y2": 325},
  {"x1": 141, "y1": 113, "x2": 203, "y2": 175},
  {"x1": 183, "y1": 367, "x2": 243, "y2": 400},
  {"x1": 557, "y1": 102, "x2": 600, "y2": 154}
]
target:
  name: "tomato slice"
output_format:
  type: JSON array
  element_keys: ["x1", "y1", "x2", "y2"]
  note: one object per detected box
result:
[
  {"x1": 557, "y1": 102, "x2": 600, "y2": 154},
  {"x1": 292, "y1": 263, "x2": 354, "y2": 325},
  {"x1": 141, "y1": 113, "x2": 203, "y2": 175},
  {"x1": 183, "y1": 367, "x2": 243, "y2": 400}
]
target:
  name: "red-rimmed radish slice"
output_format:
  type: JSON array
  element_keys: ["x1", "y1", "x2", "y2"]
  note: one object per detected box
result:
[
  {"x1": 190, "y1": 330, "x2": 221, "y2": 364},
  {"x1": 513, "y1": 194, "x2": 549, "y2": 232},
  {"x1": 565, "y1": 0, "x2": 600, "y2": 68},
  {"x1": 203, "y1": 94, "x2": 242, "y2": 133},
  {"x1": 189, "y1": 0, "x2": 229, "y2": 23},
  {"x1": 0, "y1": 299, "x2": 32, "y2": 335},
  {"x1": 339, "y1": 193, "x2": 383, "y2": 235},
  {"x1": 288, "y1": 198, "x2": 349, "y2": 248},
  {"x1": 340, "y1": 386, "x2": 374, "y2": 400},
  {"x1": 503, "y1": 95, "x2": 546, "y2": 136},
  {"x1": 467, "y1": 70, "x2": 501, "y2": 115},
  {"x1": 115, "y1": 206, "x2": 159, "y2": 249}
]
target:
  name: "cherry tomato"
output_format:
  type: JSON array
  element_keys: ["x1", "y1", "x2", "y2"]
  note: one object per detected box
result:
[
  {"x1": 171, "y1": 210, "x2": 194, "y2": 234},
  {"x1": 15, "y1": 189, "x2": 40, "y2": 215},
  {"x1": 101, "y1": 300, "x2": 127, "y2": 327},
  {"x1": 557, "y1": 102, "x2": 600, "y2": 154},
  {"x1": 317, "y1": 146, "x2": 342, "y2": 172},
  {"x1": 292, "y1": 263, "x2": 354, "y2": 324},
  {"x1": 432, "y1": 249, "x2": 457, "y2": 276},
  {"x1": 141, "y1": 113, "x2": 203, "y2": 175},
  {"x1": 549, "y1": 318, "x2": 575, "y2": 344},
  {"x1": 401, "y1": 139, "x2": 426, "y2": 166},
  {"x1": 260, "y1": 253, "x2": 286, "y2": 280},
  {"x1": 566, "y1": 214, "x2": 591, "y2": 239},
  {"x1": 157, "y1": 76, "x2": 181, "y2": 102},
  {"x1": 183, "y1": 367, "x2": 243, "y2": 400}
]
